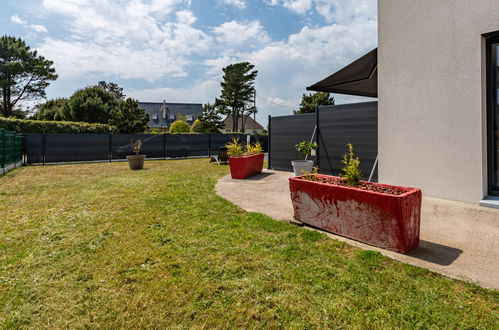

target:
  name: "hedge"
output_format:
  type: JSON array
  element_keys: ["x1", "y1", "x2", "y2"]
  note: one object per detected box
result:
[{"x1": 0, "y1": 117, "x2": 118, "y2": 134}]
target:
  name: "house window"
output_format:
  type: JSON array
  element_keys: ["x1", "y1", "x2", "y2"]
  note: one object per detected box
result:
[
  {"x1": 152, "y1": 114, "x2": 158, "y2": 120},
  {"x1": 487, "y1": 34, "x2": 499, "y2": 194},
  {"x1": 169, "y1": 114, "x2": 175, "y2": 120},
  {"x1": 186, "y1": 115, "x2": 193, "y2": 121}
]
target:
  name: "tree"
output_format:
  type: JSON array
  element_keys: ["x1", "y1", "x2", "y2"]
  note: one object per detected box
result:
[
  {"x1": 190, "y1": 119, "x2": 202, "y2": 133},
  {"x1": 192, "y1": 103, "x2": 224, "y2": 134},
  {"x1": 215, "y1": 62, "x2": 257, "y2": 132},
  {"x1": 33, "y1": 82, "x2": 149, "y2": 133},
  {"x1": 33, "y1": 98, "x2": 71, "y2": 121},
  {"x1": 97, "y1": 81, "x2": 125, "y2": 100},
  {"x1": 109, "y1": 98, "x2": 149, "y2": 133},
  {"x1": 293, "y1": 92, "x2": 335, "y2": 114},
  {"x1": 0, "y1": 36, "x2": 57, "y2": 117},
  {"x1": 68, "y1": 87, "x2": 117, "y2": 123},
  {"x1": 169, "y1": 120, "x2": 190, "y2": 133}
]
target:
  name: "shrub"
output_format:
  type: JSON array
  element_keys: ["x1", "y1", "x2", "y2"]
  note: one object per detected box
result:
[
  {"x1": 341, "y1": 143, "x2": 362, "y2": 186},
  {"x1": 246, "y1": 142, "x2": 263, "y2": 155},
  {"x1": 226, "y1": 138, "x2": 262, "y2": 157},
  {"x1": 226, "y1": 138, "x2": 244, "y2": 157},
  {"x1": 295, "y1": 141, "x2": 318, "y2": 157},
  {"x1": 131, "y1": 139, "x2": 143, "y2": 155},
  {"x1": 0, "y1": 117, "x2": 117, "y2": 134},
  {"x1": 169, "y1": 120, "x2": 191, "y2": 134},
  {"x1": 190, "y1": 119, "x2": 203, "y2": 133}
]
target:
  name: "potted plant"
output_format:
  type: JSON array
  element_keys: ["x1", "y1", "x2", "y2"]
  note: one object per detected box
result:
[
  {"x1": 289, "y1": 144, "x2": 422, "y2": 254},
  {"x1": 292, "y1": 141, "x2": 318, "y2": 176},
  {"x1": 226, "y1": 138, "x2": 264, "y2": 179},
  {"x1": 127, "y1": 139, "x2": 145, "y2": 170}
]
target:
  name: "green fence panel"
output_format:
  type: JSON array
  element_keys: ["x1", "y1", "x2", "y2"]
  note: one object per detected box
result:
[
  {"x1": 1, "y1": 128, "x2": 24, "y2": 173},
  {"x1": 15, "y1": 134, "x2": 23, "y2": 163},
  {"x1": 0, "y1": 128, "x2": 4, "y2": 168}
]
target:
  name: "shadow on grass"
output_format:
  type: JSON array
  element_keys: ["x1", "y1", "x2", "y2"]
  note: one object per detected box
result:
[{"x1": 408, "y1": 240, "x2": 463, "y2": 266}]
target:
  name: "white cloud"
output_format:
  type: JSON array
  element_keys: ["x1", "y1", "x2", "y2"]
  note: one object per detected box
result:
[
  {"x1": 212, "y1": 20, "x2": 270, "y2": 49},
  {"x1": 264, "y1": 0, "x2": 312, "y2": 14},
  {"x1": 10, "y1": 15, "x2": 26, "y2": 25},
  {"x1": 38, "y1": 0, "x2": 210, "y2": 81},
  {"x1": 222, "y1": 0, "x2": 246, "y2": 9},
  {"x1": 283, "y1": 0, "x2": 313, "y2": 14},
  {"x1": 31, "y1": 0, "x2": 377, "y2": 126},
  {"x1": 204, "y1": 2, "x2": 377, "y2": 121},
  {"x1": 126, "y1": 79, "x2": 220, "y2": 103},
  {"x1": 265, "y1": 0, "x2": 376, "y2": 23},
  {"x1": 176, "y1": 10, "x2": 197, "y2": 25},
  {"x1": 30, "y1": 24, "x2": 48, "y2": 33},
  {"x1": 10, "y1": 14, "x2": 48, "y2": 33}
]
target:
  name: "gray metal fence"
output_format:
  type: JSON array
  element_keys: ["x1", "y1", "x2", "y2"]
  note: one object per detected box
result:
[
  {"x1": 25, "y1": 133, "x2": 268, "y2": 164},
  {"x1": 269, "y1": 101, "x2": 378, "y2": 181}
]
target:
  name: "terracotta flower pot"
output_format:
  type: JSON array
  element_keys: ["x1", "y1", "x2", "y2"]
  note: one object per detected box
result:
[
  {"x1": 127, "y1": 155, "x2": 145, "y2": 170},
  {"x1": 289, "y1": 174, "x2": 422, "y2": 254},
  {"x1": 228, "y1": 153, "x2": 264, "y2": 179}
]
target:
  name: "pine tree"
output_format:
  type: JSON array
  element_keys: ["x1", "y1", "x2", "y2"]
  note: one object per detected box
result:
[
  {"x1": 293, "y1": 92, "x2": 335, "y2": 114},
  {"x1": 0, "y1": 36, "x2": 57, "y2": 117},
  {"x1": 215, "y1": 62, "x2": 257, "y2": 132}
]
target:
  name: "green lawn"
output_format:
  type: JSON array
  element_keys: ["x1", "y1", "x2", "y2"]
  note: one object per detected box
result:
[{"x1": 0, "y1": 159, "x2": 497, "y2": 328}]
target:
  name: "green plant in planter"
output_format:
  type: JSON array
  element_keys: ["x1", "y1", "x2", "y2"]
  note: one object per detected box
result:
[
  {"x1": 246, "y1": 142, "x2": 263, "y2": 155},
  {"x1": 341, "y1": 143, "x2": 362, "y2": 186},
  {"x1": 132, "y1": 139, "x2": 143, "y2": 155},
  {"x1": 295, "y1": 141, "x2": 318, "y2": 158},
  {"x1": 226, "y1": 138, "x2": 244, "y2": 157},
  {"x1": 302, "y1": 166, "x2": 319, "y2": 181}
]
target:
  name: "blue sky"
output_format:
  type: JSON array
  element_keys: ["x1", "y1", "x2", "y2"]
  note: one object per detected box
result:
[{"x1": 1, "y1": 0, "x2": 377, "y2": 125}]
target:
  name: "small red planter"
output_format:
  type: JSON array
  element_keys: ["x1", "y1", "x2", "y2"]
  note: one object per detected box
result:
[
  {"x1": 229, "y1": 153, "x2": 264, "y2": 179},
  {"x1": 289, "y1": 175, "x2": 422, "y2": 254}
]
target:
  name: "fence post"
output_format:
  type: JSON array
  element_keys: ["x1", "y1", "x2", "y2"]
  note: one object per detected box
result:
[
  {"x1": 108, "y1": 134, "x2": 112, "y2": 162},
  {"x1": 22, "y1": 134, "x2": 26, "y2": 165},
  {"x1": 0, "y1": 129, "x2": 4, "y2": 173},
  {"x1": 267, "y1": 115, "x2": 271, "y2": 169},
  {"x1": 315, "y1": 106, "x2": 320, "y2": 170},
  {"x1": 42, "y1": 133, "x2": 46, "y2": 165},
  {"x1": 163, "y1": 133, "x2": 166, "y2": 159},
  {"x1": 208, "y1": 134, "x2": 211, "y2": 158}
]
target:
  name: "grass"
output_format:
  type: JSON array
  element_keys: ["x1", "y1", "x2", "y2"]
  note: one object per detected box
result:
[{"x1": 0, "y1": 159, "x2": 497, "y2": 328}]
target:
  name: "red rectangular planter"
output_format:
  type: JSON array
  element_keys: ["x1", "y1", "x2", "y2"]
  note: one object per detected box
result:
[
  {"x1": 229, "y1": 153, "x2": 264, "y2": 179},
  {"x1": 289, "y1": 175, "x2": 422, "y2": 254}
]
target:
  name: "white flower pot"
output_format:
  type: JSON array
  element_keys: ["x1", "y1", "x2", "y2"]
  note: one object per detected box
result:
[{"x1": 291, "y1": 160, "x2": 314, "y2": 176}]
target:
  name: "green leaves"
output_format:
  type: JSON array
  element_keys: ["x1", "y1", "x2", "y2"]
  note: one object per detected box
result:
[
  {"x1": 293, "y1": 92, "x2": 335, "y2": 115},
  {"x1": 215, "y1": 62, "x2": 257, "y2": 132},
  {"x1": 34, "y1": 83, "x2": 149, "y2": 133},
  {"x1": 295, "y1": 141, "x2": 318, "y2": 156},
  {"x1": 341, "y1": 143, "x2": 362, "y2": 186},
  {"x1": 0, "y1": 36, "x2": 57, "y2": 117},
  {"x1": 168, "y1": 120, "x2": 191, "y2": 134},
  {"x1": 193, "y1": 103, "x2": 224, "y2": 134},
  {"x1": 0, "y1": 117, "x2": 117, "y2": 134}
]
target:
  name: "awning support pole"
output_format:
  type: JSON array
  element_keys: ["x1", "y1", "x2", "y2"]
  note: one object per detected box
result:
[
  {"x1": 304, "y1": 125, "x2": 317, "y2": 161},
  {"x1": 368, "y1": 155, "x2": 378, "y2": 182}
]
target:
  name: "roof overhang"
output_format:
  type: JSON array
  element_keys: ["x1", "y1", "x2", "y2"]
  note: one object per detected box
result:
[{"x1": 306, "y1": 48, "x2": 377, "y2": 98}]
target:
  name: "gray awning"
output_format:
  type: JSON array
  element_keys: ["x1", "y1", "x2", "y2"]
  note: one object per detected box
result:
[{"x1": 307, "y1": 48, "x2": 377, "y2": 98}]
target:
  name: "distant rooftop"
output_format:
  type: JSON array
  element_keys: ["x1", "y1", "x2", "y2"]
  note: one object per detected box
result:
[
  {"x1": 139, "y1": 102, "x2": 203, "y2": 128},
  {"x1": 224, "y1": 115, "x2": 264, "y2": 130}
]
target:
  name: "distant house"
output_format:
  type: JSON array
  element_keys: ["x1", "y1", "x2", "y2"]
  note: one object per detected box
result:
[
  {"x1": 138, "y1": 101, "x2": 203, "y2": 132},
  {"x1": 223, "y1": 115, "x2": 264, "y2": 134}
]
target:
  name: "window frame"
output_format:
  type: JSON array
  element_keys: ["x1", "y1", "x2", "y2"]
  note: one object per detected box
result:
[{"x1": 486, "y1": 32, "x2": 499, "y2": 195}]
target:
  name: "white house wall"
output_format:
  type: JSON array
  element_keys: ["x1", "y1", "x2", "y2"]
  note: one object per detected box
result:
[{"x1": 378, "y1": 0, "x2": 499, "y2": 202}]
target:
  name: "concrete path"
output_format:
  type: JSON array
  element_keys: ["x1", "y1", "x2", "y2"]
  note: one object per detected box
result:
[{"x1": 216, "y1": 170, "x2": 499, "y2": 290}]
